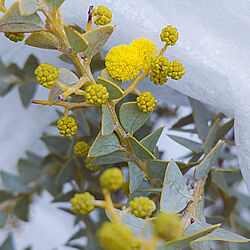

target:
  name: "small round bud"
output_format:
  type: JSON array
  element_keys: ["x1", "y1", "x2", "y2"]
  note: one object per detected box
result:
[
  {"x1": 98, "y1": 222, "x2": 140, "y2": 250},
  {"x1": 136, "y1": 91, "x2": 156, "y2": 112},
  {"x1": 150, "y1": 55, "x2": 169, "y2": 85},
  {"x1": 85, "y1": 157, "x2": 100, "y2": 171},
  {"x1": 34, "y1": 63, "x2": 59, "y2": 89},
  {"x1": 74, "y1": 141, "x2": 90, "y2": 157},
  {"x1": 85, "y1": 84, "x2": 109, "y2": 105},
  {"x1": 70, "y1": 192, "x2": 95, "y2": 215},
  {"x1": 121, "y1": 181, "x2": 130, "y2": 196},
  {"x1": 93, "y1": 6, "x2": 112, "y2": 25},
  {"x1": 4, "y1": 32, "x2": 25, "y2": 42},
  {"x1": 160, "y1": 25, "x2": 178, "y2": 46},
  {"x1": 57, "y1": 116, "x2": 77, "y2": 137},
  {"x1": 154, "y1": 213, "x2": 182, "y2": 241},
  {"x1": 129, "y1": 196, "x2": 155, "y2": 218},
  {"x1": 167, "y1": 60, "x2": 185, "y2": 80},
  {"x1": 100, "y1": 168, "x2": 124, "y2": 191}
]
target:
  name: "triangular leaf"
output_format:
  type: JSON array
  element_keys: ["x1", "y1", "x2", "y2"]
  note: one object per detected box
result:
[
  {"x1": 57, "y1": 68, "x2": 79, "y2": 86},
  {"x1": 160, "y1": 161, "x2": 190, "y2": 213},
  {"x1": 129, "y1": 136, "x2": 155, "y2": 160},
  {"x1": 88, "y1": 132, "x2": 120, "y2": 157},
  {"x1": 101, "y1": 104, "x2": 114, "y2": 135},
  {"x1": 25, "y1": 31, "x2": 59, "y2": 50},
  {"x1": 90, "y1": 151, "x2": 128, "y2": 165},
  {"x1": 20, "y1": 0, "x2": 39, "y2": 16},
  {"x1": 64, "y1": 25, "x2": 88, "y2": 53},
  {"x1": 194, "y1": 141, "x2": 224, "y2": 179},
  {"x1": 140, "y1": 126, "x2": 164, "y2": 153},
  {"x1": 0, "y1": 2, "x2": 44, "y2": 32},
  {"x1": 129, "y1": 161, "x2": 145, "y2": 193},
  {"x1": 120, "y1": 102, "x2": 152, "y2": 134},
  {"x1": 97, "y1": 76, "x2": 123, "y2": 99},
  {"x1": 82, "y1": 25, "x2": 114, "y2": 58},
  {"x1": 45, "y1": 0, "x2": 65, "y2": 9}
]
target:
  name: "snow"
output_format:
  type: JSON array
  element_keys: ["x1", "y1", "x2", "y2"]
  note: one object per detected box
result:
[{"x1": 1, "y1": 0, "x2": 250, "y2": 248}]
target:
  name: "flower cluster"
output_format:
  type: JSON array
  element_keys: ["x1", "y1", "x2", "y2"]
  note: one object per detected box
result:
[
  {"x1": 100, "y1": 168, "x2": 124, "y2": 191},
  {"x1": 85, "y1": 84, "x2": 109, "y2": 105},
  {"x1": 57, "y1": 116, "x2": 77, "y2": 137},
  {"x1": 74, "y1": 141, "x2": 90, "y2": 157},
  {"x1": 136, "y1": 91, "x2": 157, "y2": 112},
  {"x1": 93, "y1": 6, "x2": 112, "y2": 25},
  {"x1": 150, "y1": 55, "x2": 169, "y2": 85},
  {"x1": 4, "y1": 32, "x2": 25, "y2": 42},
  {"x1": 70, "y1": 192, "x2": 95, "y2": 215},
  {"x1": 160, "y1": 25, "x2": 178, "y2": 46},
  {"x1": 34, "y1": 63, "x2": 59, "y2": 89},
  {"x1": 129, "y1": 196, "x2": 155, "y2": 218},
  {"x1": 168, "y1": 60, "x2": 185, "y2": 80}
]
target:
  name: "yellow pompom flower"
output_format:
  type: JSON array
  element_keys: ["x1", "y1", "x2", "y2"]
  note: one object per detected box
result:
[
  {"x1": 70, "y1": 192, "x2": 95, "y2": 215},
  {"x1": 150, "y1": 55, "x2": 169, "y2": 85},
  {"x1": 160, "y1": 25, "x2": 178, "y2": 46},
  {"x1": 130, "y1": 38, "x2": 158, "y2": 70},
  {"x1": 154, "y1": 213, "x2": 182, "y2": 241},
  {"x1": 100, "y1": 168, "x2": 124, "y2": 191},
  {"x1": 34, "y1": 63, "x2": 59, "y2": 89},
  {"x1": 137, "y1": 91, "x2": 157, "y2": 112},
  {"x1": 98, "y1": 222, "x2": 140, "y2": 250},
  {"x1": 105, "y1": 45, "x2": 143, "y2": 81},
  {"x1": 85, "y1": 84, "x2": 109, "y2": 105},
  {"x1": 74, "y1": 141, "x2": 90, "y2": 157},
  {"x1": 129, "y1": 196, "x2": 155, "y2": 218},
  {"x1": 57, "y1": 116, "x2": 77, "y2": 137},
  {"x1": 4, "y1": 32, "x2": 25, "y2": 42},
  {"x1": 167, "y1": 60, "x2": 185, "y2": 80},
  {"x1": 93, "y1": 6, "x2": 112, "y2": 25}
]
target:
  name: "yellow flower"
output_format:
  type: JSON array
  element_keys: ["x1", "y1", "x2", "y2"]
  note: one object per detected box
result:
[
  {"x1": 130, "y1": 38, "x2": 158, "y2": 70},
  {"x1": 105, "y1": 45, "x2": 143, "y2": 81}
]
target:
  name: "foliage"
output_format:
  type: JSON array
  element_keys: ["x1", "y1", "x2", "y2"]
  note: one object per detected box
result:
[{"x1": 0, "y1": 1, "x2": 249, "y2": 249}]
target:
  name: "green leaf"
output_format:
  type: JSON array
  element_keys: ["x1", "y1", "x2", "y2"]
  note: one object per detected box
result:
[
  {"x1": 211, "y1": 171, "x2": 229, "y2": 194},
  {"x1": 73, "y1": 109, "x2": 90, "y2": 136},
  {"x1": 158, "y1": 223, "x2": 220, "y2": 249},
  {"x1": 0, "y1": 211, "x2": 8, "y2": 228},
  {"x1": 20, "y1": 0, "x2": 39, "y2": 16},
  {"x1": 22, "y1": 54, "x2": 39, "y2": 77},
  {"x1": 97, "y1": 76, "x2": 124, "y2": 100},
  {"x1": 25, "y1": 31, "x2": 59, "y2": 50},
  {"x1": 41, "y1": 135, "x2": 71, "y2": 155},
  {"x1": 168, "y1": 135, "x2": 203, "y2": 153},
  {"x1": 18, "y1": 82, "x2": 37, "y2": 107},
  {"x1": 160, "y1": 160, "x2": 190, "y2": 213},
  {"x1": 82, "y1": 25, "x2": 114, "y2": 58},
  {"x1": 17, "y1": 158, "x2": 42, "y2": 183},
  {"x1": 188, "y1": 221, "x2": 249, "y2": 243},
  {"x1": 64, "y1": 25, "x2": 88, "y2": 53},
  {"x1": 0, "y1": 2, "x2": 44, "y2": 32},
  {"x1": 0, "y1": 171, "x2": 28, "y2": 192},
  {"x1": 129, "y1": 161, "x2": 145, "y2": 193},
  {"x1": 101, "y1": 68, "x2": 122, "y2": 87},
  {"x1": 120, "y1": 102, "x2": 152, "y2": 134},
  {"x1": 129, "y1": 136, "x2": 155, "y2": 160},
  {"x1": 101, "y1": 104, "x2": 114, "y2": 135},
  {"x1": 88, "y1": 132, "x2": 120, "y2": 157},
  {"x1": 48, "y1": 84, "x2": 63, "y2": 103},
  {"x1": 0, "y1": 190, "x2": 12, "y2": 203},
  {"x1": 58, "y1": 53, "x2": 74, "y2": 65},
  {"x1": 40, "y1": 174, "x2": 62, "y2": 197},
  {"x1": 189, "y1": 98, "x2": 211, "y2": 141},
  {"x1": 190, "y1": 241, "x2": 211, "y2": 250},
  {"x1": 172, "y1": 113, "x2": 193, "y2": 128},
  {"x1": 53, "y1": 190, "x2": 75, "y2": 203},
  {"x1": 194, "y1": 141, "x2": 224, "y2": 179},
  {"x1": 90, "y1": 151, "x2": 128, "y2": 165},
  {"x1": 203, "y1": 118, "x2": 221, "y2": 154},
  {"x1": 57, "y1": 68, "x2": 79, "y2": 86},
  {"x1": 45, "y1": 0, "x2": 65, "y2": 9},
  {"x1": 56, "y1": 160, "x2": 75, "y2": 184},
  {"x1": 140, "y1": 127, "x2": 164, "y2": 153},
  {"x1": 13, "y1": 196, "x2": 30, "y2": 222},
  {"x1": 0, "y1": 234, "x2": 15, "y2": 250},
  {"x1": 216, "y1": 119, "x2": 234, "y2": 141},
  {"x1": 90, "y1": 52, "x2": 105, "y2": 74}
]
